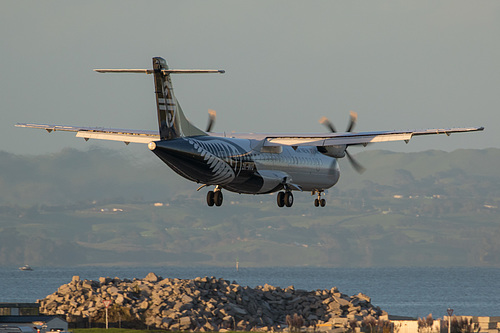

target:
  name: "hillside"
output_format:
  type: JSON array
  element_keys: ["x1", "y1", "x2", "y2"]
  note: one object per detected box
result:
[{"x1": 1, "y1": 148, "x2": 499, "y2": 267}]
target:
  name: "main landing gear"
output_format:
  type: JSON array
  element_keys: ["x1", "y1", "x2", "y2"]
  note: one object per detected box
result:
[
  {"x1": 277, "y1": 191, "x2": 294, "y2": 207},
  {"x1": 207, "y1": 186, "x2": 223, "y2": 207},
  {"x1": 313, "y1": 190, "x2": 326, "y2": 207}
]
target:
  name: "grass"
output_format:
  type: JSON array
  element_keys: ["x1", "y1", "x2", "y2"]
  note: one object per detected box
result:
[
  {"x1": 72, "y1": 329, "x2": 242, "y2": 333},
  {"x1": 73, "y1": 329, "x2": 168, "y2": 333}
]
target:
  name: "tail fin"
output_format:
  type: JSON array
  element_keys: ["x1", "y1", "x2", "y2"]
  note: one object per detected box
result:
[
  {"x1": 152, "y1": 57, "x2": 206, "y2": 140},
  {"x1": 95, "y1": 57, "x2": 224, "y2": 140}
]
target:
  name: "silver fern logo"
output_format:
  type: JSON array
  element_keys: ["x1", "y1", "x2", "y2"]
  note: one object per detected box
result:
[
  {"x1": 163, "y1": 79, "x2": 176, "y2": 128},
  {"x1": 187, "y1": 138, "x2": 243, "y2": 184}
]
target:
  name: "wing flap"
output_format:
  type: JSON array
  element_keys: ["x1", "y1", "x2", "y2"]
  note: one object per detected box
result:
[
  {"x1": 242, "y1": 127, "x2": 484, "y2": 147},
  {"x1": 265, "y1": 137, "x2": 328, "y2": 146},
  {"x1": 75, "y1": 131, "x2": 158, "y2": 143},
  {"x1": 324, "y1": 132, "x2": 413, "y2": 146},
  {"x1": 16, "y1": 123, "x2": 159, "y2": 144}
]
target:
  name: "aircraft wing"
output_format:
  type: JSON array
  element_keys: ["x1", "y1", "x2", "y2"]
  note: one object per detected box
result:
[
  {"x1": 224, "y1": 127, "x2": 484, "y2": 147},
  {"x1": 17, "y1": 123, "x2": 483, "y2": 147},
  {"x1": 15, "y1": 123, "x2": 159, "y2": 144}
]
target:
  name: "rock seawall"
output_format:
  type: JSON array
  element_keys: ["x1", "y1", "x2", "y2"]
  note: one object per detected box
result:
[{"x1": 38, "y1": 273, "x2": 386, "y2": 331}]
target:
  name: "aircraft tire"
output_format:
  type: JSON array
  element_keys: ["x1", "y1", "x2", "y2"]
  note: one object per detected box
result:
[
  {"x1": 320, "y1": 198, "x2": 326, "y2": 207},
  {"x1": 285, "y1": 192, "x2": 294, "y2": 207},
  {"x1": 277, "y1": 192, "x2": 285, "y2": 207},
  {"x1": 214, "y1": 191, "x2": 223, "y2": 207},
  {"x1": 207, "y1": 191, "x2": 215, "y2": 206},
  {"x1": 314, "y1": 198, "x2": 319, "y2": 207}
]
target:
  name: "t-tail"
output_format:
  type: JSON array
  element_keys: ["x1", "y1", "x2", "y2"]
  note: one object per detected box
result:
[{"x1": 94, "y1": 57, "x2": 224, "y2": 140}]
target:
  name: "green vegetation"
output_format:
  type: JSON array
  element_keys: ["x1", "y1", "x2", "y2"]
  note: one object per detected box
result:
[
  {"x1": 1, "y1": 148, "x2": 500, "y2": 267},
  {"x1": 72, "y1": 330, "x2": 243, "y2": 333},
  {"x1": 73, "y1": 329, "x2": 168, "y2": 333}
]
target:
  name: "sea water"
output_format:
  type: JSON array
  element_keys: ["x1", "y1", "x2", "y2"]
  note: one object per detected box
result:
[{"x1": 1, "y1": 266, "x2": 498, "y2": 318}]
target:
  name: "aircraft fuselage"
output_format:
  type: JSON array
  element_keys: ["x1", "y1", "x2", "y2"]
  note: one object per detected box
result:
[{"x1": 149, "y1": 136, "x2": 340, "y2": 195}]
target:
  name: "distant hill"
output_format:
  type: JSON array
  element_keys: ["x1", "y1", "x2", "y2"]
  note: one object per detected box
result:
[
  {"x1": 1, "y1": 147, "x2": 499, "y2": 268},
  {"x1": 338, "y1": 148, "x2": 500, "y2": 189},
  {"x1": 2, "y1": 147, "x2": 499, "y2": 204},
  {"x1": 0, "y1": 147, "x2": 189, "y2": 205}
]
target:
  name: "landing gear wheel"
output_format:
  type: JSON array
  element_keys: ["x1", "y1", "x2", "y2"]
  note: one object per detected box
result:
[
  {"x1": 214, "y1": 191, "x2": 223, "y2": 207},
  {"x1": 277, "y1": 191, "x2": 285, "y2": 207},
  {"x1": 284, "y1": 192, "x2": 294, "y2": 207},
  {"x1": 313, "y1": 191, "x2": 326, "y2": 207},
  {"x1": 207, "y1": 191, "x2": 215, "y2": 206}
]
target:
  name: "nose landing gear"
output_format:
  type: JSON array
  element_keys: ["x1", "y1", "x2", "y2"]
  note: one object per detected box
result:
[{"x1": 313, "y1": 190, "x2": 326, "y2": 207}]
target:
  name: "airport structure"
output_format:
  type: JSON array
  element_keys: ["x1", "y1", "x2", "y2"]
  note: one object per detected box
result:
[
  {"x1": 0, "y1": 303, "x2": 67, "y2": 333},
  {"x1": 387, "y1": 315, "x2": 499, "y2": 333},
  {"x1": 1, "y1": 300, "x2": 498, "y2": 333}
]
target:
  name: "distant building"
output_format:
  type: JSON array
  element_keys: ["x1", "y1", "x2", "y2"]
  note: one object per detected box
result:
[
  {"x1": 0, "y1": 326, "x2": 36, "y2": 333},
  {"x1": 0, "y1": 304, "x2": 67, "y2": 333},
  {"x1": 0, "y1": 304, "x2": 39, "y2": 317}
]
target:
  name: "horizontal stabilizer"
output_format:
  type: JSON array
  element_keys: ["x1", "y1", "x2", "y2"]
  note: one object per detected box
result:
[{"x1": 94, "y1": 69, "x2": 225, "y2": 74}]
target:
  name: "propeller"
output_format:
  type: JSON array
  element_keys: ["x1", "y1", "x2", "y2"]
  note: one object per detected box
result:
[
  {"x1": 345, "y1": 110, "x2": 357, "y2": 132},
  {"x1": 206, "y1": 109, "x2": 216, "y2": 132},
  {"x1": 319, "y1": 111, "x2": 366, "y2": 174},
  {"x1": 319, "y1": 117, "x2": 337, "y2": 133},
  {"x1": 319, "y1": 111, "x2": 357, "y2": 133},
  {"x1": 345, "y1": 150, "x2": 366, "y2": 174}
]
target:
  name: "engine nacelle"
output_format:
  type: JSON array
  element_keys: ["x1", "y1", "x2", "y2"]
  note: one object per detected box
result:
[{"x1": 317, "y1": 145, "x2": 346, "y2": 158}]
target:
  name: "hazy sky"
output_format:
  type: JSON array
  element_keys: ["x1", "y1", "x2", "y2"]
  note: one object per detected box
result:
[{"x1": 2, "y1": 1, "x2": 498, "y2": 155}]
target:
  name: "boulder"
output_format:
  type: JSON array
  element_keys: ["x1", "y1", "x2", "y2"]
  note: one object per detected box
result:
[
  {"x1": 179, "y1": 316, "x2": 192, "y2": 329},
  {"x1": 144, "y1": 272, "x2": 160, "y2": 283},
  {"x1": 38, "y1": 274, "x2": 385, "y2": 331}
]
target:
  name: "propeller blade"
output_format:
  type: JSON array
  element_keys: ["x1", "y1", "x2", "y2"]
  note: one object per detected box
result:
[
  {"x1": 206, "y1": 109, "x2": 216, "y2": 132},
  {"x1": 319, "y1": 117, "x2": 336, "y2": 133},
  {"x1": 345, "y1": 150, "x2": 366, "y2": 174},
  {"x1": 345, "y1": 111, "x2": 358, "y2": 132}
]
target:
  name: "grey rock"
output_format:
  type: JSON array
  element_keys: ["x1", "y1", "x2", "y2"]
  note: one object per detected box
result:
[
  {"x1": 139, "y1": 300, "x2": 149, "y2": 310},
  {"x1": 179, "y1": 316, "x2": 192, "y2": 329},
  {"x1": 38, "y1": 274, "x2": 385, "y2": 331},
  {"x1": 144, "y1": 272, "x2": 160, "y2": 283}
]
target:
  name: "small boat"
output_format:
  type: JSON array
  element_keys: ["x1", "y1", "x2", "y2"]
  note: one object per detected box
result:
[{"x1": 19, "y1": 265, "x2": 33, "y2": 271}]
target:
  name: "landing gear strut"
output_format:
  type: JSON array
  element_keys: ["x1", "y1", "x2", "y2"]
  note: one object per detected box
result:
[
  {"x1": 313, "y1": 190, "x2": 326, "y2": 207},
  {"x1": 277, "y1": 191, "x2": 294, "y2": 207},
  {"x1": 207, "y1": 186, "x2": 223, "y2": 207}
]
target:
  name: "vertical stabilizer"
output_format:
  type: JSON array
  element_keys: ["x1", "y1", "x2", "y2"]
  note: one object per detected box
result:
[
  {"x1": 94, "y1": 57, "x2": 223, "y2": 140},
  {"x1": 152, "y1": 57, "x2": 207, "y2": 140}
]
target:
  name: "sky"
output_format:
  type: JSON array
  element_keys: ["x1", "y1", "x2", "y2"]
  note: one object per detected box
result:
[{"x1": 1, "y1": 1, "x2": 499, "y2": 155}]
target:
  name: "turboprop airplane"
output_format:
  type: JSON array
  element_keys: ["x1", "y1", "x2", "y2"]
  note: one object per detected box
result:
[{"x1": 16, "y1": 57, "x2": 484, "y2": 208}]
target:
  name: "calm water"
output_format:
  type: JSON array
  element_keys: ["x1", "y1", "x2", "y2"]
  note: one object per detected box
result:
[{"x1": 0, "y1": 266, "x2": 498, "y2": 318}]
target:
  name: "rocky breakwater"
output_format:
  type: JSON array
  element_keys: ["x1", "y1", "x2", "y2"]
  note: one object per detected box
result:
[{"x1": 38, "y1": 273, "x2": 386, "y2": 331}]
